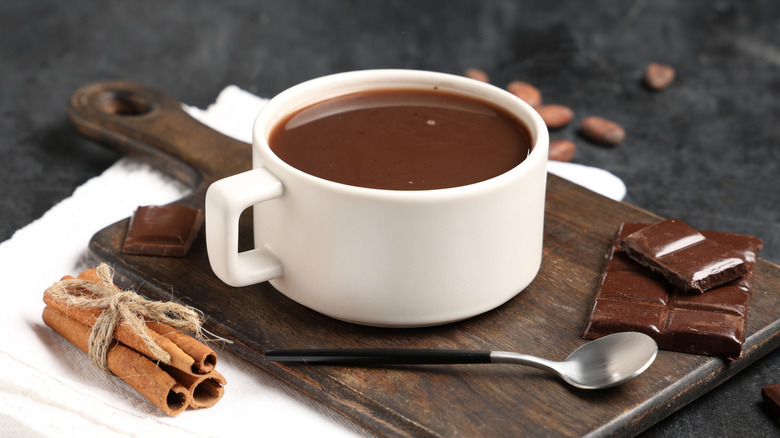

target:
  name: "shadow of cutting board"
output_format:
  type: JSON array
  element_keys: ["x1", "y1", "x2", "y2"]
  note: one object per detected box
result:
[{"x1": 68, "y1": 81, "x2": 780, "y2": 437}]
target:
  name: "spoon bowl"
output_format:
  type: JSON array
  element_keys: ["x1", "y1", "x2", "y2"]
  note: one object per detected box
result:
[
  {"x1": 265, "y1": 332, "x2": 658, "y2": 390},
  {"x1": 491, "y1": 332, "x2": 658, "y2": 389}
]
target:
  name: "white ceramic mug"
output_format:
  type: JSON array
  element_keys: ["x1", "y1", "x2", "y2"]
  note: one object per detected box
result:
[{"x1": 205, "y1": 69, "x2": 549, "y2": 327}]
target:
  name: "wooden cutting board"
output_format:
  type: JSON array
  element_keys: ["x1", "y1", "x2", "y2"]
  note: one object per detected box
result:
[{"x1": 69, "y1": 81, "x2": 780, "y2": 437}]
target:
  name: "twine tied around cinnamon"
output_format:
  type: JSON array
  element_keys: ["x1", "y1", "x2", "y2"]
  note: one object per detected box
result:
[{"x1": 45, "y1": 263, "x2": 208, "y2": 374}]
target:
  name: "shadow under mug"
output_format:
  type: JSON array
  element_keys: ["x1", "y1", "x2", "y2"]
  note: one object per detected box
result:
[{"x1": 205, "y1": 69, "x2": 549, "y2": 327}]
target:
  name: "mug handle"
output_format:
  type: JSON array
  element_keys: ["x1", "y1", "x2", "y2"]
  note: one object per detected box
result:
[{"x1": 205, "y1": 168, "x2": 284, "y2": 287}]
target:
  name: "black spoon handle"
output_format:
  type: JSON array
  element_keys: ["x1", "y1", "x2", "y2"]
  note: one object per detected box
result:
[{"x1": 264, "y1": 349, "x2": 493, "y2": 365}]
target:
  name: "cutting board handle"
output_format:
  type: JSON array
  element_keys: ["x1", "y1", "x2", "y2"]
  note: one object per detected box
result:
[{"x1": 67, "y1": 80, "x2": 251, "y2": 196}]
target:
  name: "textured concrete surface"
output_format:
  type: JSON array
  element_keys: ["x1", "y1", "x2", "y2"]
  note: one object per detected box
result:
[{"x1": 2, "y1": 1, "x2": 778, "y2": 436}]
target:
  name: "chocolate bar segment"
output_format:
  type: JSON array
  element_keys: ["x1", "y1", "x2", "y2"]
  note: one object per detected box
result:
[
  {"x1": 618, "y1": 218, "x2": 747, "y2": 293},
  {"x1": 582, "y1": 222, "x2": 762, "y2": 358},
  {"x1": 123, "y1": 205, "x2": 203, "y2": 257},
  {"x1": 761, "y1": 382, "x2": 780, "y2": 422}
]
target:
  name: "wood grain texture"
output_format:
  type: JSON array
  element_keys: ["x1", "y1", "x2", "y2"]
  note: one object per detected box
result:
[{"x1": 69, "y1": 81, "x2": 780, "y2": 437}]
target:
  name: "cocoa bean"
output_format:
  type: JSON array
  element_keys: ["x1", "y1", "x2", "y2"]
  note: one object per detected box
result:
[
  {"x1": 644, "y1": 62, "x2": 675, "y2": 90},
  {"x1": 548, "y1": 139, "x2": 576, "y2": 162},
  {"x1": 537, "y1": 104, "x2": 574, "y2": 129},
  {"x1": 580, "y1": 116, "x2": 625, "y2": 146},
  {"x1": 507, "y1": 81, "x2": 542, "y2": 107},
  {"x1": 464, "y1": 68, "x2": 489, "y2": 83}
]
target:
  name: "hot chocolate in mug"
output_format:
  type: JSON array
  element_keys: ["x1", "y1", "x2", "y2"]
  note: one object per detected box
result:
[{"x1": 205, "y1": 69, "x2": 549, "y2": 327}]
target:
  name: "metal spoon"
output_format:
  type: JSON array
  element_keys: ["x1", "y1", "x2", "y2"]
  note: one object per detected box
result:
[{"x1": 265, "y1": 332, "x2": 657, "y2": 390}]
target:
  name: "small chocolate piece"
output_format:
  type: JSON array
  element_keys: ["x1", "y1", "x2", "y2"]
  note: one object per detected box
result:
[
  {"x1": 583, "y1": 223, "x2": 763, "y2": 358},
  {"x1": 619, "y1": 218, "x2": 747, "y2": 293},
  {"x1": 762, "y1": 382, "x2": 780, "y2": 422},
  {"x1": 123, "y1": 205, "x2": 203, "y2": 257}
]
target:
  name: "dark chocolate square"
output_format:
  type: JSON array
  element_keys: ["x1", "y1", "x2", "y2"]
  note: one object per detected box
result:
[
  {"x1": 598, "y1": 270, "x2": 670, "y2": 305},
  {"x1": 583, "y1": 222, "x2": 763, "y2": 358},
  {"x1": 586, "y1": 298, "x2": 666, "y2": 337},
  {"x1": 123, "y1": 205, "x2": 203, "y2": 257},
  {"x1": 618, "y1": 219, "x2": 747, "y2": 293},
  {"x1": 761, "y1": 382, "x2": 780, "y2": 422}
]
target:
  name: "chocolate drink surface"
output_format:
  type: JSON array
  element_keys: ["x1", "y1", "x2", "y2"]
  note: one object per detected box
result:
[{"x1": 269, "y1": 89, "x2": 532, "y2": 190}]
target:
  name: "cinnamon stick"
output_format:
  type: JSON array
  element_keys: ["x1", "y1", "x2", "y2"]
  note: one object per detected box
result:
[
  {"x1": 42, "y1": 305, "x2": 190, "y2": 416},
  {"x1": 163, "y1": 366, "x2": 226, "y2": 409},
  {"x1": 42, "y1": 264, "x2": 227, "y2": 413},
  {"x1": 45, "y1": 268, "x2": 219, "y2": 374},
  {"x1": 44, "y1": 275, "x2": 200, "y2": 374},
  {"x1": 76, "y1": 269, "x2": 218, "y2": 373},
  {"x1": 147, "y1": 321, "x2": 217, "y2": 373}
]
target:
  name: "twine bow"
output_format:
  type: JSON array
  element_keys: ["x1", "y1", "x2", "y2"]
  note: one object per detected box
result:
[{"x1": 45, "y1": 263, "x2": 206, "y2": 374}]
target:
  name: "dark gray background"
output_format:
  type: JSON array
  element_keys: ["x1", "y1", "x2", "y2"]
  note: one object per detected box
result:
[{"x1": 2, "y1": 1, "x2": 778, "y2": 436}]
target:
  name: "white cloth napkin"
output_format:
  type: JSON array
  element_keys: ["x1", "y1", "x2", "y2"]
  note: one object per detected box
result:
[{"x1": 0, "y1": 86, "x2": 625, "y2": 438}]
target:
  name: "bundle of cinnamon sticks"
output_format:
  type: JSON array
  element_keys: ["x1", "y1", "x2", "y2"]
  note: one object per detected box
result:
[{"x1": 42, "y1": 265, "x2": 226, "y2": 415}]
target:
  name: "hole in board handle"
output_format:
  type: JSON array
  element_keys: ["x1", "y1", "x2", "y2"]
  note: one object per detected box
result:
[{"x1": 95, "y1": 90, "x2": 155, "y2": 116}]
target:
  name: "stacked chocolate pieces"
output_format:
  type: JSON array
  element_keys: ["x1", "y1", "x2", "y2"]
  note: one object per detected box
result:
[{"x1": 583, "y1": 219, "x2": 763, "y2": 358}]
